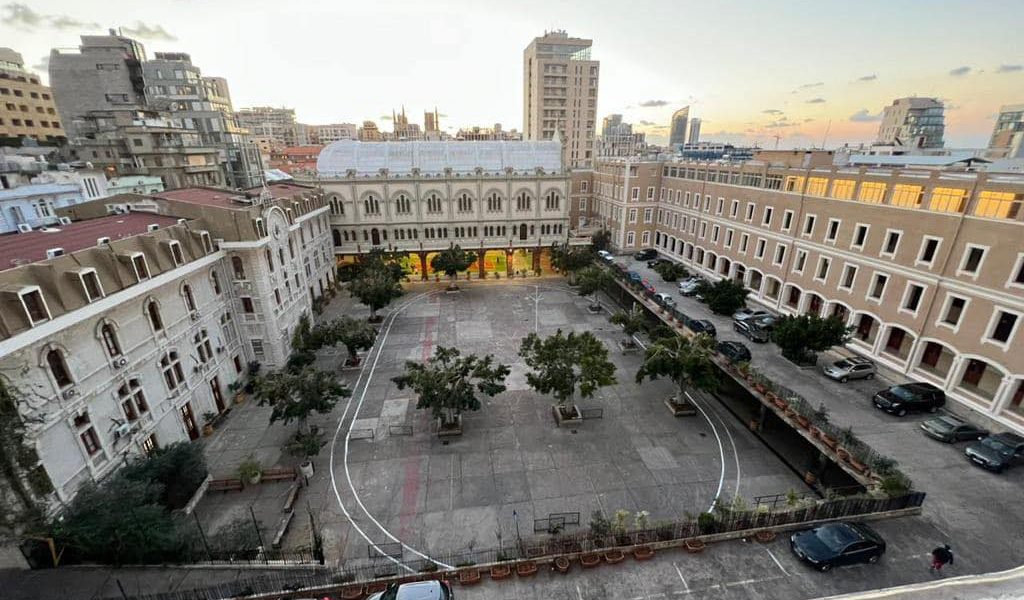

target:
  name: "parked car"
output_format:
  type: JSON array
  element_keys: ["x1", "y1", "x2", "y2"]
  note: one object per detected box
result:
[
  {"x1": 920, "y1": 415, "x2": 989, "y2": 444},
  {"x1": 717, "y1": 340, "x2": 751, "y2": 363},
  {"x1": 627, "y1": 270, "x2": 642, "y2": 282},
  {"x1": 634, "y1": 249, "x2": 657, "y2": 261},
  {"x1": 612, "y1": 261, "x2": 628, "y2": 273},
  {"x1": 367, "y1": 581, "x2": 453, "y2": 600},
  {"x1": 678, "y1": 279, "x2": 703, "y2": 296},
  {"x1": 965, "y1": 432, "x2": 1024, "y2": 473},
  {"x1": 647, "y1": 258, "x2": 670, "y2": 268},
  {"x1": 822, "y1": 357, "x2": 877, "y2": 383},
  {"x1": 641, "y1": 280, "x2": 656, "y2": 295},
  {"x1": 597, "y1": 250, "x2": 614, "y2": 263},
  {"x1": 732, "y1": 308, "x2": 771, "y2": 322},
  {"x1": 688, "y1": 319, "x2": 717, "y2": 337},
  {"x1": 654, "y1": 292, "x2": 676, "y2": 307},
  {"x1": 752, "y1": 315, "x2": 778, "y2": 330},
  {"x1": 872, "y1": 382, "x2": 945, "y2": 416},
  {"x1": 790, "y1": 522, "x2": 886, "y2": 572},
  {"x1": 734, "y1": 319, "x2": 771, "y2": 343}
]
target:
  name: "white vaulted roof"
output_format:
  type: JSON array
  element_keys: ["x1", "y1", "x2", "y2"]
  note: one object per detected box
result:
[{"x1": 316, "y1": 139, "x2": 563, "y2": 177}]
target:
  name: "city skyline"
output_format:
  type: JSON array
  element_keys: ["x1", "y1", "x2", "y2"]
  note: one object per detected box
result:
[{"x1": 1, "y1": 0, "x2": 1021, "y2": 149}]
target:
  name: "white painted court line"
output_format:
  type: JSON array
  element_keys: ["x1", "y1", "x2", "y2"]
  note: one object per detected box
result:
[
  {"x1": 767, "y1": 548, "x2": 790, "y2": 576},
  {"x1": 575, "y1": 584, "x2": 585, "y2": 600},
  {"x1": 674, "y1": 562, "x2": 690, "y2": 592}
]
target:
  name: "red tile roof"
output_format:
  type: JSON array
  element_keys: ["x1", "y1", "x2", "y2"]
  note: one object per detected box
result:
[
  {"x1": 154, "y1": 187, "x2": 251, "y2": 208},
  {"x1": 242, "y1": 182, "x2": 315, "y2": 200},
  {"x1": 0, "y1": 213, "x2": 182, "y2": 271},
  {"x1": 279, "y1": 145, "x2": 323, "y2": 157}
]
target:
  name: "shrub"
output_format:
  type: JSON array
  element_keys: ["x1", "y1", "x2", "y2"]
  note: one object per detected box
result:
[{"x1": 120, "y1": 442, "x2": 207, "y2": 510}]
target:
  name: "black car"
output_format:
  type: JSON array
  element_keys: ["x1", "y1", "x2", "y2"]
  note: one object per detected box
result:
[
  {"x1": 647, "y1": 258, "x2": 669, "y2": 268},
  {"x1": 367, "y1": 581, "x2": 453, "y2": 600},
  {"x1": 733, "y1": 319, "x2": 771, "y2": 343},
  {"x1": 965, "y1": 432, "x2": 1024, "y2": 473},
  {"x1": 717, "y1": 341, "x2": 751, "y2": 363},
  {"x1": 872, "y1": 382, "x2": 945, "y2": 416},
  {"x1": 634, "y1": 249, "x2": 657, "y2": 261},
  {"x1": 790, "y1": 522, "x2": 886, "y2": 572},
  {"x1": 688, "y1": 319, "x2": 717, "y2": 337},
  {"x1": 920, "y1": 415, "x2": 989, "y2": 443}
]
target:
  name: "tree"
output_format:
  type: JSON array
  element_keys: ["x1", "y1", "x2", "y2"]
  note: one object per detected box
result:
[
  {"x1": 576, "y1": 265, "x2": 612, "y2": 311},
  {"x1": 772, "y1": 314, "x2": 852, "y2": 364},
  {"x1": 328, "y1": 316, "x2": 378, "y2": 366},
  {"x1": 653, "y1": 261, "x2": 689, "y2": 282},
  {"x1": 591, "y1": 229, "x2": 612, "y2": 253},
  {"x1": 518, "y1": 329, "x2": 617, "y2": 414},
  {"x1": 635, "y1": 334, "x2": 719, "y2": 410},
  {"x1": 550, "y1": 242, "x2": 594, "y2": 285},
  {"x1": 392, "y1": 347, "x2": 510, "y2": 431},
  {"x1": 119, "y1": 442, "x2": 207, "y2": 511},
  {"x1": 0, "y1": 378, "x2": 50, "y2": 541},
  {"x1": 361, "y1": 248, "x2": 406, "y2": 282},
  {"x1": 610, "y1": 305, "x2": 648, "y2": 348},
  {"x1": 254, "y1": 366, "x2": 351, "y2": 438},
  {"x1": 431, "y1": 245, "x2": 477, "y2": 290},
  {"x1": 697, "y1": 279, "x2": 749, "y2": 316},
  {"x1": 349, "y1": 266, "x2": 403, "y2": 321}
]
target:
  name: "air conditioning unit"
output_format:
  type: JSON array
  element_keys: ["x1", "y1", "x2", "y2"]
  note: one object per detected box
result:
[
  {"x1": 62, "y1": 388, "x2": 77, "y2": 400},
  {"x1": 147, "y1": 224, "x2": 160, "y2": 231},
  {"x1": 177, "y1": 218, "x2": 187, "y2": 225},
  {"x1": 16, "y1": 223, "x2": 32, "y2": 234},
  {"x1": 113, "y1": 422, "x2": 132, "y2": 440},
  {"x1": 58, "y1": 217, "x2": 72, "y2": 225},
  {"x1": 46, "y1": 248, "x2": 65, "y2": 259},
  {"x1": 97, "y1": 236, "x2": 111, "y2": 245},
  {"x1": 114, "y1": 357, "x2": 128, "y2": 368},
  {"x1": 190, "y1": 312, "x2": 199, "y2": 321}
]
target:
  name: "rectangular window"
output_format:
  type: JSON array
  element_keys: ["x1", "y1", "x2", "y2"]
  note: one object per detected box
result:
[
  {"x1": 815, "y1": 257, "x2": 831, "y2": 281},
  {"x1": 21, "y1": 289, "x2": 49, "y2": 323},
  {"x1": 805, "y1": 177, "x2": 828, "y2": 196},
  {"x1": 1012, "y1": 254, "x2": 1024, "y2": 287},
  {"x1": 785, "y1": 175, "x2": 805, "y2": 192},
  {"x1": 739, "y1": 233, "x2": 749, "y2": 254},
  {"x1": 826, "y1": 219, "x2": 840, "y2": 243},
  {"x1": 724, "y1": 229, "x2": 734, "y2": 248},
  {"x1": 745, "y1": 203, "x2": 755, "y2": 221},
  {"x1": 974, "y1": 191, "x2": 1021, "y2": 219},
  {"x1": 781, "y1": 210, "x2": 794, "y2": 231},
  {"x1": 755, "y1": 239, "x2": 766, "y2": 259},
  {"x1": 990, "y1": 311, "x2": 1019, "y2": 344},
  {"x1": 852, "y1": 224, "x2": 869, "y2": 249},
  {"x1": 942, "y1": 296, "x2": 966, "y2": 326},
  {"x1": 169, "y1": 241, "x2": 185, "y2": 266},
  {"x1": 857, "y1": 181, "x2": 887, "y2": 203},
  {"x1": 711, "y1": 225, "x2": 720, "y2": 243},
  {"x1": 80, "y1": 427, "x2": 101, "y2": 457},
  {"x1": 881, "y1": 230, "x2": 901, "y2": 257},
  {"x1": 840, "y1": 264, "x2": 857, "y2": 290},
  {"x1": 830, "y1": 179, "x2": 856, "y2": 200},
  {"x1": 903, "y1": 283, "x2": 925, "y2": 313},
  {"x1": 959, "y1": 245, "x2": 986, "y2": 276},
  {"x1": 81, "y1": 270, "x2": 103, "y2": 301},
  {"x1": 132, "y1": 254, "x2": 150, "y2": 281},
  {"x1": 772, "y1": 244, "x2": 786, "y2": 266},
  {"x1": 918, "y1": 237, "x2": 940, "y2": 265},
  {"x1": 869, "y1": 273, "x2": 888, "y2": 300},
  {"x1": 802, "y1": 215, "x2": 816, "y2": 236},
  {"x1": 631, "y1": 187, "x2": 639, "y2": 200},
  {"x1": 716, "y1": 198, "x2": 724, "y2": 215},
  {"x1": 891, "y1": 184, "x2": 924, "y2": 208},
  {"x1": 241, "y1": 297, "x2": 255, "y2": 313},
  {"x1": 929, "y1": 187, "x2": 967, "y2": 213},
  {"x1": 730, "y1": 200, "x2": 739, "y2": 217},
  {"x1": 643, "y1": 208, "x2": 653, "y2": 223},
  {"x1": 793, "y1": 250, "x2": 807, "y2": 274},
  {"x1": 762, "y1": 207, "x2": 774, "y2": 227},
  {"x1": 628, "y1": 208, "x2": 638, "y2": 223},
  {"x1": 699, "y1": 222, "x2": 707, "y2": 239}
]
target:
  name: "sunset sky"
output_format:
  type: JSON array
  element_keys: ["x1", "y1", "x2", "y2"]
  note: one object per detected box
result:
[{"x1": 2, "y1": 0, "x2": 1021, "y2": 149}]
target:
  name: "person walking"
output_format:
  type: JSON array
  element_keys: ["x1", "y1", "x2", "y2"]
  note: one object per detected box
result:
[{"x1": 930, "y1": 544, "x2": 953, "y2": 572}]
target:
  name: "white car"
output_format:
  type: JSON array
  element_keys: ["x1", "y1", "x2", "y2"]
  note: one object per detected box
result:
[
  {"x1": 597, "y1": 250, "x2": 614, "y2": 263},
  {"x1": 655, "y1": 292, "x2": 676, "y2": 307}
]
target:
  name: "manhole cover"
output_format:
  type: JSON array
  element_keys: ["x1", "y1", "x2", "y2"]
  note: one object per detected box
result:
[{"x1": 571, "y1": 430, "x2": 578, "y2": 434}]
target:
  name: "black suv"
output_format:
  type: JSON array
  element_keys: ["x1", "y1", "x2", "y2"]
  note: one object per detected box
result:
[
  {"x1": 717, "y1": 341, "x2": 751, "y2": 363},
  {"x1": 872, "y1": 382, "x2": 945, "y2": 416},
  {"x1": 688, "y1": 319, "x2": 717, "y2": 337},
  {"x1": 634, "y1": 249, "x2": 657, "y2": 261}
]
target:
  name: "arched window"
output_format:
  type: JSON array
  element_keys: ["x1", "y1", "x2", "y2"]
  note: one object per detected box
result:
[
  {"x1": 332, "y1": 229, "x2": 342, "y2": 246},
  {"x1": 426, "y1": 194, "x2": 442, "y2": 213},
  {"x1": 182, "y1": 284, "x2": 196, "y2": 312},
  {"x1": 160, "y1": 351, "x2": 185, "y2": 391},
  {"x1": 364, "y1": 195, "x2": 380, "y2": 215},
  {"x1": 486, "y1": 192, "x2": 502, "y2": 212},
  {"x1": 46, "y1": 349, "x2": 73, "y2": 388},
  {"x1": 211, "y1": 270, "x2": 222, "y2": 295},
  {"x1": 516, "y1": 192, "x2": 532, "y2": 211},
  {"x1": 457, "y1": 193, "x2": 473, "y2": 212},
  {"x1": 231, "y1": 256, "x2": 245, "y2": 280},
  {"x1": 118, "y1": 379, "x2": 148, "y2": 422},
  {"x1": 100, "y1": 323, "x2": 122, "y2": 357},
  {"x1": 395, "y1": 194, "x2": 411, "y2": 214},
  {"x1": 545, "y1": 191, "x2": 561, "y2": 210},
  {"x1": 265, "y1": 248, "x2": 274, "y2": 272},
  {"x1": 147, "y1": 300, "x2": 164, "y2": 332}
]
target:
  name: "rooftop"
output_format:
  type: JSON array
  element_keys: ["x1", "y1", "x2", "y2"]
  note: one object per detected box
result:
[
  {"x1": 0, "y1": 213, "x2": 181, "y2": 271},
  {"x1": 0, "y1": 183, "x2": 80, "y2": 202},
  {"x1": 241, "y1": 182, "x2": 314, "y2": 200},
  {"x1": 154, "y1": 187, "x2": 250, "y2": 208},
  {"x1": 316, "y1": 139, "x2": 562, "y2": 177}
]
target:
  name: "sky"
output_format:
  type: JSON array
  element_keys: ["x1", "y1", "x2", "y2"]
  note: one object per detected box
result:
[{"x1": 2, "y1": 0, "x2": 1022, "y2": 149}]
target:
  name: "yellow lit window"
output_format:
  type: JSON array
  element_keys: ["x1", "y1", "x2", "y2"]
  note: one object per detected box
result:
[
  {"x1": 890, "y1": 184, "x2": 923, "y2": 208},
  {"x1": 974, "y1": 191, "x2": 1021, "y2": 219},
  {"x1": 830, "y1": 179, "x2": 856, "y2": 200},
  {"x1": 857, "y1": 181, "x2": 887, "y2": 203},
  {"x1": 784, "y1": 176, "x2": 805, "y2": 192},
  {"x1": 805, "y1": 177, "x2": 828, "y2": 197},
  {"x1": 928, "y1": 187, "x2": 967, "y2": 213}
]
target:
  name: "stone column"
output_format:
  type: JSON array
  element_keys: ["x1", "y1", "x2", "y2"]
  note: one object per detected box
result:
[
  {"x1": 505, "y1": 249, "x2": 514, "y2": 277},
  {"x1": 533, "y1": 246, "x2": 542, "y2": 273},
  {"x1": 418, "y1": 251, "x2": 428, "y2": 281},
  {"x1": 478, "y1": 250, "x2": 486, "y2": 278}
]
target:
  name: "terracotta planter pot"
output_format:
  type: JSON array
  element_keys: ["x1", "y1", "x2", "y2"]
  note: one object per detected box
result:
[
  {"x1": 754, "y1": 384, "x2": 768, "y2": 394},
  {"x1": 516, "y1": 561, "x2": 538, "y2": 577},
  {"x1": 459, "y1": 568, "x2": 481, "y2": 585},
  {"x1": 822, "y1": 435, "x2": 838, "y2": 450},
  {"x1": 836, "y1": 447, "x2": 850, "y2": 461},
  {"x1": 633, "y1": 545, "x2": 655, "y2": 560},
  {"x1": 772, "y1": 398, "x2": 789, "y2": 411},
  {"x1": 849, "y1": 457, "x2": 870, "y2": 474},
  {"x1": 808, "y1": 425, "x2": 821, "y2": 439},
  {"x1": 604, "y1": 549, "x2": 625, "y2": 564},
  {"x1": 580, "y1": 553, "x2": 602, "y2": 568},
  {"x1": 490, "y1": 564, "x2": 512, "y2": 580},
  {"x1": 553, "y1": 556, "x2": 571, "y2": 573},
  {"x1": 755, "y1": 530, "x2": 777, "y2": 543},
  {"x1": 804, "y1": 471, "x2": 818, "y2": 485},
  {"x1": 684, "y1": 539, "x2": 706, "y2": 554},
  {"x1": 795, "y1": 415, "x2": 810, "y2": 429}
]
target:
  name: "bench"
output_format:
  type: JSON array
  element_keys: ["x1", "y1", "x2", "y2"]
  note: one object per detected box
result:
[
  {"x1": 261, "y1": 467, "x2": 297, "y2": 483},
  {"x1": 208, "y1": 478, "x2": 243, "y2": 492},
  {"x1": 283, "y1": 481, "x2": 300, "y2": 512},
  {"x1": 272, "y1": 510, "x2": 295, "y2": 549}
]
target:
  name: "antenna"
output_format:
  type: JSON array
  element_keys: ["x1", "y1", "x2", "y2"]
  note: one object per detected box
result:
[
  {"x1": 820, "y1": 119, "x2": 832, "y2": 149},
  {"x1": 772, "y1": 134, "x2": 782, "y2": 150}
]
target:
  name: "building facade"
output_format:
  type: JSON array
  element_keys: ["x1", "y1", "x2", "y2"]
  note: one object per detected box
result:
[
  {"x1": 235, "y1": 106, "x2": 299, "y2": 148},
  {"x1": 987, "y1": 104, "x2": 1024, "y2": 160},
  {"x1": 877, "y1": 97, "x2": 945, "y2": 149},
  {"x1": 669, "y1": 106, "x2": 690, "y2": 148},
  {"x1": 523, "y1": 31, "x2": 599, "y2": 168},
  {"x1": 107, "y1": 175, "x2": 165, "y2": 196},
  {"x1": 571, "y1": 153, "x2": 1024, "y2": 432},
  {"x1": 596, "y1": 115, "x2": 646, "y2": 158},
  {"x1": 312, "y1": 139, "x2": 581, "y2": 277},
  {"x1": 688, "y1": 118, "x2": 701, "y2": 145},
  {"x1": 312, "y1": 123, "x2": 359, "y2": 144},
  {"x1": 0, "y1": 182, "x2": 333, "y2": 505},
  {"x1": 455, "y1": 125, "x2": 522, "y2": 141},
  {"x1": 0, "y1": 48, "x2": 65, "y2": 143}
]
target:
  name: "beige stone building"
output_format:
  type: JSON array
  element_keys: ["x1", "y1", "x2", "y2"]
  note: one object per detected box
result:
[
  {"x1": 572, "y1": 151, "x2": 1024, "y2": 433},
  {"x1": 0, "y1": 48, "x2": 65, "y2": 142},
  {"x1": 523, "y1": 31, "x2": 598, "y2": 168}
]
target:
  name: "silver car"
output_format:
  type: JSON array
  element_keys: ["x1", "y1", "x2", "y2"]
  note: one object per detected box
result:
[
  {"x1": 822, "y1": 357, "x2": 876, "y2": 383},
  {"x1": 655, "y1": 292, "x2": 676, "y2": 307},
  {"x1": 732, "y1": 308, "x2": 771, "y2": 322}
]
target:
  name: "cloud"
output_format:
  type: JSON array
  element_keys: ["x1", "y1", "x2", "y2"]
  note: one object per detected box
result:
[
  {"x1": 849, "y1": 109, "x2": 882, "y2": 123},
  {"x1": 380, "y1": 115, "x2": 393, "y2": 121},
  {"x1": 638, "y1": 99, "x2": 669, "y2": 107},
  {"x1": 120, "y1": 22, "x2": 177, "y2": 41},
  {"x1": 762, "y1": 109, "x2": 783, "y2": 115},
  {"x1": 1, "y1": 3, "x2": 99, "y2": 30},
  {"x1": 996, "y1": 64, "x2": 1023, "y2": 73},
  {"x1": 805, "y1": 97, "x2": 826, "y2": 104},
  {"x1": 438, "y1": 113, "x2": 448, "y2": 118},
  {"x1": 803, "y1": 118, "x2": 815, "y2": 123},
  {"x1": 949, "y1": 66, "x2": 972, "y2": 77},
  {"x1": 638, "y1": 120, "x2": 657, "y2": 126},
  {"x1": 31, "y1": 55, "x2": 49, "y2": 72},
  {"x1": 764, "y1": 118, "x2": 797, "y2": 129},
  {"x1": 799, "y1": 82, "x2": 824, "y2": 89},
  {"x1": 856, "y1": 74, "x2": 878, "y2": 81}
]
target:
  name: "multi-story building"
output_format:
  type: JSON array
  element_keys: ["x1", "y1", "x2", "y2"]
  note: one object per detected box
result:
[
  {"x1": 987, "y1": 104, "x2": 1024, "y2": 160},
  {"x1": 48, "y1": 31, "x2": 148, "y2": 140},
  {"x1": 235, "y1": 106, "x2": 299, "y2": 148},
  {"x1": 312, "y1": 123, "x2": 359, "y2": 144},
  {"x1": 269, "y1": 145, "x2": 322, "y2": 175},
  {"x1": 143, "y1": 53, "x2": 263, "y2": 189},
  {"x1": 312, "y1": 139, "x2": 583, "y2": 277},
  {"x1": 572, "y1": 151, "x2": 1024, "y2": 432},
  {"x1": 0, "y1": 181, "x2": 333, "y2": 505},
  {"x1": 357, "y1": 121, "x2": 383, "y2": 142},
  {"x1": 424, "y1": 108, "x2": 440, "y2": 134},
  {"x1": 0, "y1": 48, "x2": 65, "y2": 143},
  {"x1": 669, "y1": 106, "x2": 690, "y2": 148},
  {"x1": 877, "y1": 97, "x2": 945, "y2": 149},
  {"x1": 596, "y1": 115, "x2": 646, "y2": 158},
  {"x1": 72, "y1": 108, "x2": 225, "y2": 189},
  {"x1": 455, "y1": 124, "x2": 522, "y2": 141},
  {"x1": 523, "y1": 30, "x2": 599, "y2": 168},
  {"x1": 688, "y1": 118, "x2": 701, "y2": 145},
  {"x1": 1, "y1": 150, "x2": 109, "y2": 233},
  {"x1": 680, "y1": 142, "x2": 757, "y2": 161},
  {"x1": 107, "y1": 175, "x2": 165, "y2": 195}
]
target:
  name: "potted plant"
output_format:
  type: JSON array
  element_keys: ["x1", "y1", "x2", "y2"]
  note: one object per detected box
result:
[
  {"x1": 553, "y1": 556, "x2": 571, "y2": 573},
  {"x1": 634, "y1": 545, "x2": 655, "y2": 560},
  {"x1": 490, "y1": 563, "x2": 512, "y2": 580},
  {"x1": 684, "y1": 538, "x2": 706, "y2": 553},
  {"x1": 228, "y1": 381, "x2": 246, "y2": 405},
  {"x1": 516, "y1": 560, "x2": 538, "y2": 577},
  {"x1": 518, "y1": 330, "x2": 616, "y2": 427},
  {"x1": 238, "y1": 457, "x2": 262, "y2": 485},
  {"x1": 580, "y1": 552, "x2": 601, "y2": 568},
  {"x1": 604, "y1": 549, "x2": 625, "y2": 564},
  {"x1": 458, "y1": 567, "x2": 481, "y2": 585},
  {"x1": 755, "y1": 530, "x2": 777, "y2": 543},
  {"x1": 202, "y1": 412, "x2": 217, "y2": 436}
]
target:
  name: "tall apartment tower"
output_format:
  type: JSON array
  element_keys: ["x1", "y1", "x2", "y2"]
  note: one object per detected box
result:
[
  {"x1": 669, "y1": 106, "x2": 689, "y2": 148},
  {"x1": 987, "y1": 104, "x2": 1024, "y2": 159},
  {"x1": 424, "y1": 108, "x2": 440, "y2": 133},
  {"x1": 48, "y1": 30, "x2": 148, "y2": 139},
  {"x1": 877, "y1": 97, "x2": 945, "y2": 148},
  {"x1": 523, "y1": 30, "x2": 599, "y2": 168},
  {"x1": 688, "y1": 118, "x2": 702, "y2": 144},
  {"x1": 0, "y1": 48, "x2": 66, "y2": 142}
]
